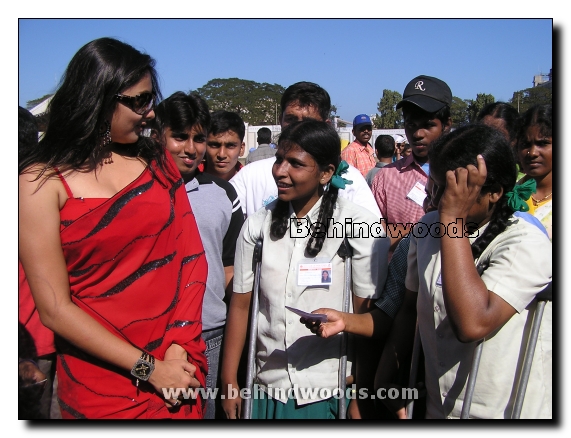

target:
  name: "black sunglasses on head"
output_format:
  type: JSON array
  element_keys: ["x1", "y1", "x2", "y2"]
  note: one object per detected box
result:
[{"x1": 114, "y1": 92, "x2": 155, "y2": 115}]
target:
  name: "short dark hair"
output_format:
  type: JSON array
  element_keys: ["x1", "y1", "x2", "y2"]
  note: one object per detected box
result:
[
  {"x1": 374, "y1": 135, "x2": 395, "y2": 158},
  {"x1": 257, "y1": 127, "x2": 272, "y2": 144},
  {"x1": 151, "y1": 91, "x2": 211, "y2": 138},
  {"x1": 280, "y1": 82, "x2": 331, "y2": 122},
  {"x1": 210, "y1": 110, "x2": 245, "y2": 141}
]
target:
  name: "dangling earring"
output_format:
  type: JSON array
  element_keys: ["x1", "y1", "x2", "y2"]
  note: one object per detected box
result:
[{"x1": 99, "y1": 121, "x2": 113, "y2": 164}]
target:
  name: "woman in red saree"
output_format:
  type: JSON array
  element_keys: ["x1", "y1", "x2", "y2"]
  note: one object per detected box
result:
[{"x1": 19, "y1": 38, "x2": 207, "y2": 419}]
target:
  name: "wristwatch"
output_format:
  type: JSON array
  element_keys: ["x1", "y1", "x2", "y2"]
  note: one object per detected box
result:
[{"x1": 131, "y1": 351, "x2": 155, "y2": 386}]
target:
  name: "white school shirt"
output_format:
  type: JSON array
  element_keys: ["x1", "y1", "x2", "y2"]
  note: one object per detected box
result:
[
  {"x1": 234, "y1": 196, "x2": 390, "y2": 405},
  {"x1": 229, "y1": 157, "x2": 382, "y2": 219},
  {"x1": 405, "y1": 211, "x2": 552, "y2": 419}
]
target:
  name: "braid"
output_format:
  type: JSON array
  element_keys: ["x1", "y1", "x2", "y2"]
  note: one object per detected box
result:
[
  {"x1": 305, "y1": 186, "x2": 339, "y2": 257},
  {"x1": 270, "y1": 199, "x2": 290, "y2": 239},
  {"x1": 471, "y1": 196, "x2": 513, "y2": 260}
]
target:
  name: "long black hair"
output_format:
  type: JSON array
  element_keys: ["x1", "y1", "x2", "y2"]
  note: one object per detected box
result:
[
  {"x1": 429, "y1": 124, "x2": 517, "y2": 259},
  {"x1": 270, "y1": 120, "x2": 340, "y2": 257},
  {"x1": 19, "y1": 37, "x2": 168, "y2": 180}
]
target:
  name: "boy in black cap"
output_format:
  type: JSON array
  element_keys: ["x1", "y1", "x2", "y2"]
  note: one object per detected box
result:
[{"x1": 371, "y1": 75, "x2": 452, "y2": 250}]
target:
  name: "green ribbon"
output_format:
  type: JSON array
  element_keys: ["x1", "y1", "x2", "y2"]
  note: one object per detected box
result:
[
  {"x1": 330, "y1": 160, "x2": 353, "y2": 190},
  {"x1": 505, "y1": 178, "x2": 537, "y2": 212}
]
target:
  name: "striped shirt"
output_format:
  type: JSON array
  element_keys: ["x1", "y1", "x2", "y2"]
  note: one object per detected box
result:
[{"x1": 371, "y1": 154, "x2": 428, "y2": 226}]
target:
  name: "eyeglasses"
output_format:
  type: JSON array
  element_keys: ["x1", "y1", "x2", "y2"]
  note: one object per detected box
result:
[{"x1": 114, "y1": 92, "x2": 155, "y2": 115}]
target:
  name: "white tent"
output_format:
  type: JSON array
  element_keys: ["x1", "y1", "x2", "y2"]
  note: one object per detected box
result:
[{"x1": 29, "y1": 95, "x2": 53, "y2": 116}]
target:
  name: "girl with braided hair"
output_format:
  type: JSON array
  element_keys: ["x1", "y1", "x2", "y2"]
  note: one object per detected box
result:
[
  {"x1": 221, "y1": 120, "x2": 390, "y2": 419},
  {"x1": 397, "y1": 123, "x2": 551, "y2": 419}
]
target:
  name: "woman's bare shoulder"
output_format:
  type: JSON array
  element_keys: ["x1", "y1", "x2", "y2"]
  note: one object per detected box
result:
[{"x1": 19, "y1": 164, "x2": 66, "y2": 201}]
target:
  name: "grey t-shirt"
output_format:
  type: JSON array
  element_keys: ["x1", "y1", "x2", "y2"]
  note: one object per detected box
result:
[{"x1": 186, "y1": 171, "x2": 244, "y2": 330}]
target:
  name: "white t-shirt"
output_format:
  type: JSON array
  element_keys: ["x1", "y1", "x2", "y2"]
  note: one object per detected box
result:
[{"x1": 230, "y1": 157, "x2": 382, "y2": 219}]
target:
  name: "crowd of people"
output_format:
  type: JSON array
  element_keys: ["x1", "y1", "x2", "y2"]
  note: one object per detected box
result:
[{"x1": 19, "y1": 37, "x2": 552, "y2": 420}]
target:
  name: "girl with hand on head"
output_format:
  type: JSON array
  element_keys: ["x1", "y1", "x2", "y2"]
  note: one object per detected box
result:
[
  {"x1": 516, "y1": 104, "x2": 552, "y2": 240},
  {"x1": 220, "y1": 120, "x2": 390, "y2": 420},
  {"x1": 306, "y1": 125, "x2": 552, "y2": 419},
  {"x1": 397, "y1": 124, "x2": 551, "y2": 419},
  {"x1": 19, "y1": 38, "x2": 207, "y2": 419}
]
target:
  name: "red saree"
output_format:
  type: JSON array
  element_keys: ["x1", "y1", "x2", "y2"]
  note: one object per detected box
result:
[{"x1": 55, "y1": 159, "x2": 207, "y2": 419}]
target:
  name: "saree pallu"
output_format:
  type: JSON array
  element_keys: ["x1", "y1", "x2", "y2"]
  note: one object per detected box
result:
[{"x1": 56, "y1": 161, "x2": 207, "y2": 419}]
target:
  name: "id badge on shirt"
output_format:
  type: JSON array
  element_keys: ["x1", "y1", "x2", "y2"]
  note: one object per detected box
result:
[
  {"x1": 297, "y1": 258, "x2": 332, "y2": 287},
  {"x1": 407, "y1": 181, "x2": 426, "y2": 208}
]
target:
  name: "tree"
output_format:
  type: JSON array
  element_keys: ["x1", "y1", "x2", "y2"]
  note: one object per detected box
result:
[
  {"x1": 509, "y1": 86, "x2": 552, "y2": 114},
  {"x1": 193, "y1": 78, "x2": 285, "y2": 125},
  {"x1": 466, "y1": 93, "x2": 496, "y2": 123},
  {"x1": 26, "y1": 94, "x2": 53, "y2": 110},
  {"x1": 450, "y1": 96, "x2": 469, "y2": 127},
  {"x1": 330, "y1": 105, "x2": 347, "y2": 128},
  {"x1": 373, "y1": 90, "x2": 403, "y2": 129}
]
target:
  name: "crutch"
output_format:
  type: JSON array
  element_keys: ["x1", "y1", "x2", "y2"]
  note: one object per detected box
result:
[
  {"x1": 337, "y1": 238, "x2": 353, "y2": 419},
  {"x1": 242, "y1": 238, "x2": 263, "y2": 420},
  {"x1": 405, "y1": 321, "x2": 422, "y2": 419},
  {"x1": 460, "y1": 339, "x2": 484, "y2": 418},
  {"x1": 511, "y1": 282, "x2": 552, "y2": 419},
  {"x1": 460, "y1": 281, "x2": 552, "y2": 419}
]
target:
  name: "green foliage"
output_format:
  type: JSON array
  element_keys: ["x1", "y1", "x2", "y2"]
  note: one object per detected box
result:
[
  {"x1": 466, "y1": 93, "x2": 496, "y2": 123},
  {"x1": 26, "y1": 94, "x2": 53, "y2": 110},
  {"x1": 510, "y1": 86, "x2": 552, "y2": 114},
  {"x1": 450, "y1": 96, "x2": 469, "y2": 127},
  {"x1": 373, "y1": 89, "x2": 403, "y2": 129},
  {"x1": 193, "y1": 78, "x2": 286, "y2": 125}
]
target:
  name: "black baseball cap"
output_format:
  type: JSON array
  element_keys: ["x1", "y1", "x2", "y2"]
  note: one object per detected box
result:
[{"x1": 396, "y1": 75, "x2": 452, "y2": 113}]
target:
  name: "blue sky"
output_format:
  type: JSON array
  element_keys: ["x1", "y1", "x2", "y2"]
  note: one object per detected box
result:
[{"x1": 19, "y1": 18, "x2": 552, "y2": 121}]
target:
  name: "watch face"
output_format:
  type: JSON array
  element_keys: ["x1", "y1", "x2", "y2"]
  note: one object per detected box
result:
[{"x1": 135, "y1": 363, "x2": 150, "y2": 376}]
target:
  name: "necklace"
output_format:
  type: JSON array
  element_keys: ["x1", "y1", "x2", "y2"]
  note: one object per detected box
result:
[{"x1": 530, "y1": 192, "x2": 552, "y2": 206}]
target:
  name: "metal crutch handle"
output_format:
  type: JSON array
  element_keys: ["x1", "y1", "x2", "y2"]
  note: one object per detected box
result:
[{"x1": 242, "y1": 238, "x2": 263, "y2": 420}]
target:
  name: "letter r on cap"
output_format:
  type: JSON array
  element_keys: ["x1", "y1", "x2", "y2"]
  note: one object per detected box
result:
[{"x1": 415, "y1": 81, "x2": 425, "y2": 91}]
